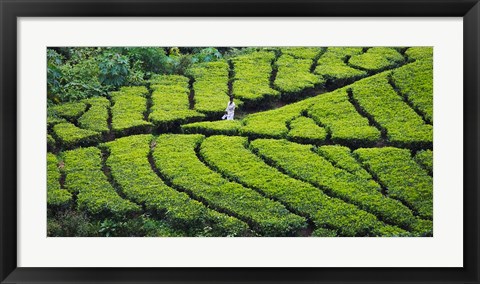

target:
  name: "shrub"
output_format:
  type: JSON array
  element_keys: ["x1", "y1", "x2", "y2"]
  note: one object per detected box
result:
[
  {"x1": 52, "y1": 122, "x2": 102, "y2": 148},
  {"x1": 62, "y1": 147, "x2": 141, "y2": 218},
  {"x1": 280, "y1": 47, "x2": 324, "y2": 60},
  {"x1": 274, "y1": 54, "x2": 324, "y2": 94},
  {"x1": 251, "y1": 139, "x2": 417, "y2": 230},
  {"x1": 47, "y1": 115, "x2": 67, "y2": 128},
  {"x1": 47, "y1": 153, "x2": 72, "y2": 207},
  {"x1": 405, "y1": 47, "x2": 433, "y2": 62},
  {"x1": 314, "y1": 47, "x2": 367, "y2": 85},
  {"x1": 181, "y1": 120, "x2": 242, "y2": 136},
  {"x1": 47, "y1": 134, "x2": 56, "y2": 151},
  {"x1": 148, "y1": 75, "x2": 205, "y2": 130},
  {"x1": 110, "y1": 89, "x2": 152, "y2": 136},
  {"x1": 200, "y1": 135, "x2": 386, "y2": 236},
  {"x1": 311, "y1": 228, "x2": 338, "y2": 237},
  {"x1": 47, "y1": 209, "x2": 99, "y2": 237},
  {"x1": 49, "y1": 102, "x2": 87, "y2": 120},
  {"x1": 287, "y1": 116, "x2": 327, "y2": 145},
  {"x1": 307, "y1": 89, "x2": 380, "y2": 147},
  {"x1": 78, "y1": 97, "x2": 110, "y2": 133},
  {"x1": 104, "y1": 134, "x2": 249, "y2": 236},
  {"x1": 152, "y1": 134, "x2": 307, "y2": 236},
  {"x1": 354, "y1": 147, "x2": 433, "y2": 219},
  {"x1": 391, "y1": 60, "x2": 433, "y2": 123},
  {"x1": 349, "y1": 47, "x2": 405, "y2": 72},
  {"x1": 188, "y1": 61, "x2": 232, "y2": 117},
  {"x1": 316, "y1": 145, "x2": 372, "y2": 180},
  {"x1": 231, "y1": 51, "x2": 280, "y2": 104},
  {"x1": 350, "y1": 73, "x2": 432, "y2": 149},
  {"x1": 414, "y1": 149, "x2": 433, "y2": 175},
  {"x1": 98, "y1": 51, "x2": 130, "y2": 87}
]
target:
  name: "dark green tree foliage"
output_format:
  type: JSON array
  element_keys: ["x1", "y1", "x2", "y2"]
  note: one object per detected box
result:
[
  {"x1": 78, "y1": 97, "x2": 110, "y2": 133},
  {"x1": 188, "y1": 61, "x2": 232, "y2": 116},
  {"x1": 148, "y1": 75, "x2": 204, "y2": 130},
  {"x1": 316, "y1": 145, "x2": 372, "y2": 180},
  {"x1": 391, "y1": 59, "x2": 433, "y2": 124},
  {"x1": 314, "y1": 47, "x2": 367, "y2": 84},
  {"x1": 47, "y1": 153, "x2": 72, "y2": 207},
  {"x1": 200, "y1": 135, "x2": 387, "y2": 236},
  {"x1": 274, "y1": 54, "x2": 324, "y2": 94},
  {"x1": 98, "y1": 51, "x2": 130, "y2": 87},
  {"x1": 414, "y1": 149, "x2": 433, "y2": 175},
  {"x1": 62, "y1": 147, "x2": 141, "y2": 217},
  {"x1": 110, "y1": 86, "x2": 153, "y2": 135},
  {"x1": 307, "y1": 89, "x2": 380, "y2": 147},
  {"x1": 350, "y1": 73, "x2": 432, "y2": 149},
  {"x1": 349, "y1": 47, "x2": 405, "y2": 72},
  {"x1": 152, "y1": 134, "x2": 307, "y2": 236},
  {"x1": 53, "y1": 123, "x2": 102, "y2": 148},
  {"x1": 250, "y1": 139, "x2": 421, "y2": 232},
  {"x1": 287, "y1": 116, "x2": 327, "y2": 145},
  {"x1": 231, "y1": 51, "x2": 280, "y2": 103},
  {"x1": 354, "y1": 147, "x2": 433, "y2": 220},
  {"x1": 104, "y1": 134, "x2": 249, "y2": 236}
]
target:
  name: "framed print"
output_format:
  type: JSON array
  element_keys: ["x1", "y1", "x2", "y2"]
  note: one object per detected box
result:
[{"x1": 1, "y1": 0, "x2": 479, "y2": 283}]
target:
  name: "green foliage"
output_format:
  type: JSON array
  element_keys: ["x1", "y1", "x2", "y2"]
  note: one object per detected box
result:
[
  {"x1": 182, "y1": 120, "x2": 243, "y2": 136},
  {"x1": 280, "y1": 47, "x2": 324, "y2": 60},
  {"x1": 52, "y1": 122, "x2": 102, "y2": 148},
  {"x1": 354, "y1": 147, "x2": 433, "y2": 219},
  {"x1": 405, "y1": 47, "x2": 433, "y2": 63},
  {"x1": 311, "y1": 228, "x2": 338, "y2": 237},
  {"x1": 47, "y1": 134, "x2": 56, "y2": 151},
  {"x1": 47, "y1": 116, "x2": 67, "y2": 128},
  {"x1": 47, "y1": 153, "x2": 72, "y2": 207},
  {"x1": 349, "y1": 47, "x2": 404, "y2": 72},
  {"x1": 274, "y1": 54, "x2": 324, "y2": 94},
  {"x1": 316, "y1": 145, "x2": 372, "y2": 180},
  {"x1": 287, "y1": 116, "x2": 327, "y2": 145},
  {"x1": 350, "y1": 74, "x2": 432, "y2": 149},
  {"x1": 98, "y1": 51, "x2": 130, "y2": 87},
  {"x1": 148, "y1": 75, "x2": 204, "y2": 130},
  {"x1": 315, "y1": 47, "x2": 367, "y2": 84},
  {"x1": 200, "y1": 135, "x2": 384, "y2": 236},
  {"x1": 188, "y1": 61, "x2": 232, "y2": 116},
  {"x1": 152, "y1": 134, "x2": 307, "y2": 236},
  {"x1": 49, "y1": 102, "x2": 87, "y2": 120},
  {"x1": 47, "y1": 209, "x2": 100, "y2": 237},
  {"x1": 307, "y1": 89, "x2": 380, "y2": 147},
  {"x1": 231, "y1": 51, "x2": 280, "y2": 103},
  {"x1": 62, "y1": 147, "x2": 141, "y2": 217},
  {"x1": 251, "y1": 139, "x2": 417, "y2": 231},
  {"x1": 104, "y1": 135, "x2": 249, "y2": 236},
  {"x1": 78, "y1": 97, "x2": 110, "y2": 133},
  {"x1": 391, "y1": 60, "x2": 433, "y2": 123},
  {"x1": 47, "y1": 49, "x2": 64, "y2": 103},
  {"x1": 110, "y1": 88, "x2": 152, "y2": 135},
  {"x1": 414, "y1": 149, "x2": 433, "y2": 175}
]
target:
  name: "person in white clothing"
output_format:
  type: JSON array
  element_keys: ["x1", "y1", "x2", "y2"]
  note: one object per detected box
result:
[{"x1": 222, "y1": 96, "x2": 236, "y2": 120}]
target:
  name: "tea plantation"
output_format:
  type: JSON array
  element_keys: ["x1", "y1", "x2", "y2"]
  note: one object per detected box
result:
[{"x1": 47, "y1": 47, "x2": 433, "y2": 237}]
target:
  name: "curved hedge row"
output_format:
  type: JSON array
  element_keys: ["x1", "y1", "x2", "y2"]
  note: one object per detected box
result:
[
  {"x1": 62, "y1": 147, "x2": 141, "y2": 217},
  {"x1": 280, "y1": 47, "x2": 324, "y2": 60},
  {"x1": 415, "y1": 149, "x2": 433, "y2": 175},
  {"x1": 354, "y1": 147, "x2": 433, "y2": 220},
  {"x1": 349, "y1": 47, "x2": 404, "y2": 72},
  {"x1": 148, "y1": 75, "x2": 204, "y2": 130},
  {"x1": 250, "y1": 139, "x2": 419, "y2": 231},
  {"x1": 315, "y1": 47, "x2": 367, "y2": 85},
  {"x1": 47, "y1": 153, "x2": 72, "y2": 207},
  {"x1": 181, "y1": 120, "x2": 243, "y2": 136},
  {"x1": 78, "y1": 97, "x2": 110, "y2": 133},
  {"x1": 200, "y1": 135, "x2": 388, "y2": 237},
  {"x1": 287, "y1": 116, "x2": 327, "y2": 145},
  {"x1": 52, "y1": 122, "x2": 102, "y2": 148},
  {"x1": 104, "y1": 134, "x2": 249, "y2": 236},
  {"x1": 274, "y1": 54, "x2": 323, "y2": 94},
  {"x1": 316, "y1": 145, "x2": 372, "y2": 180},
  {"x1": 152, "y1": 134, "x2": 307, "y2": 236}
]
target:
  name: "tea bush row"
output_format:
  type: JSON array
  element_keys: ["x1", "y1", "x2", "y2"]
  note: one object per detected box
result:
[
  {"x1": 250, "y1": 139, "x2": 420, "y2": 231},
  {"x1": 148, "y1": 75, "x2": 204, "y2": 130},
  {"x1": 152, "y1": 134, "x2": 307, "y2": 236},
  {"x1": 78, "y1": 97, "x2": 110, "y2": 133},
  {"x1": 110, "y1": 86, "x2": 153, "y2": 136},
  {"x1": 62, "y1": 147, "x2": 141, "y2": 217},
  {"x1": 354, "y1": 147, "x2": 433, "y2": 219},
  {"x1": 47, "y1": 153, "x2": 72, "y2": 207},
  {"x1": 199, "y1": 135, "x2": 387, "y2": 236},
  {"x1": 314, "y1": 47, "x2": 367, "y2": 85},
  {"x1": 49, "y1": 101, "x2": 87, "y2": 120},
  {"x1": 181, "y1": 120, "x2": 243, "y2": 136},
  {"x1": 52, "y1": 122, "x2": 102, "y2": 148},
  {"x1": 104, "y1": 134, "x2": 249, "y2": 236},
  {"x1": 231, "y1": 51, "x2": 280, "y2": 104},
  {"x1": 286, "y1": 116, "x2": 327, "y2": 145},
  {"x1": 349, "y1": 47, "x2": 404, "y2": 72},
  {"x1": 350, "y1": 73, "x2": 432, "y2": 149},
  {"x1": 279, "y1": 47, "x2": 324, "y2": 60},
  {"x1": 316, "y1": 145, "x2": 372, "y2": 180},
  {"x1": 274, "y1": 54, "x2": 324, "y2": 94},
  {"x1": 414, "y1": 149, "x2": 433, "y2": 175}
]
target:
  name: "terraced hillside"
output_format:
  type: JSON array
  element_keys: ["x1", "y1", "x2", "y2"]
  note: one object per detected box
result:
[{"x1": 47, "y1": 47, "x2": 433, "y2": 237}]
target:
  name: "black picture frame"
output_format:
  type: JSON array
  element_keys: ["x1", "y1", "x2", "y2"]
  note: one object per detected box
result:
[{"x1": 1, "y1": 0, "x2": 479, "y2": 283}]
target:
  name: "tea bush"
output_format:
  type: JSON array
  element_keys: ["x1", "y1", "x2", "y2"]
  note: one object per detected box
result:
[
  {"x1": 287, "y1": 116, "x2": 327, "y2": 145},
  {"x1": 78, "y1": 97, "x2": 110, "y2": 133},
  {"x1": 110, "y1": 87, "x2": 152, "y2": 136},
  {"x1": 316, "y1": 145, "x2": 372, "y2": 180},
  {"x1": 349, "y1": 47, "x2": 404, "y2": 72},
  {"x1": 47, "y1": 153, "x2": 72, "y2": 207},
  {"x1": 314, "y1": 47, "x2": 367, "y2": 84},
  {"x1": 53, "y1": 122, "x2": 102, "y2": 148},
  {"x1": 182, "y1": 120, "x2": 243, "y2": 136},
  {"x1": 415, "y1": 149, "x2": 433, "y2": 175},
  {"x1": 274, "y1": 54, "x2": 324, "y2": 94}
]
